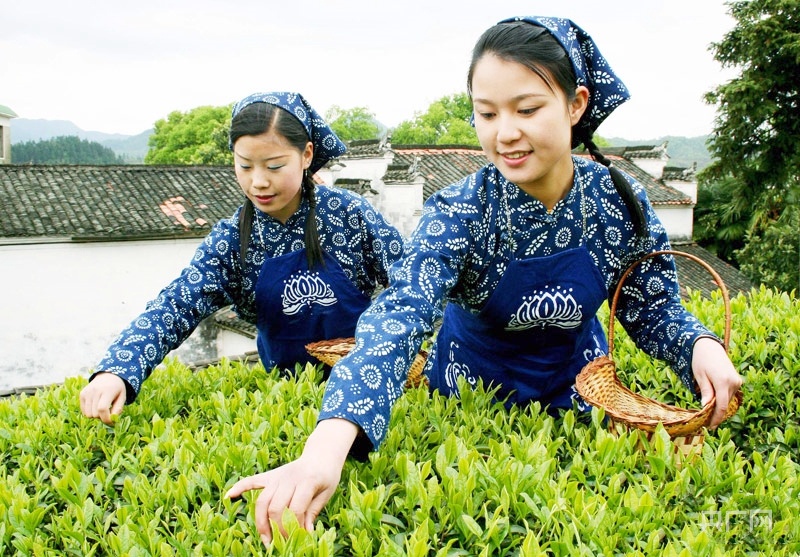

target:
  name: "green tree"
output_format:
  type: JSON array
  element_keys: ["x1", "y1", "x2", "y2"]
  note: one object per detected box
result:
[
  {"x1": 736, "y1": 205, "x2": 799, "y2": 293},
  {"x1": 593, "y1": 135, "x2": 612, "y2": 149},
  {"x1": 693, "y1": 176, "x2": 750, "y2": 264},
  {"x1": 12, "y1": 136, "x2": 124, "y2": 164},
  {"x1": 696, "y1": 0, "x2": 800, "y2": 289},
  {"x1": 146, "y1": 105, "x2": 233, "y2": 165},
  {"x1": 326, "y1": 105, "x2": 381, "y2": 142},
  {"x1": 391, "y1": 93, "x2": 479, "y2": 146}
]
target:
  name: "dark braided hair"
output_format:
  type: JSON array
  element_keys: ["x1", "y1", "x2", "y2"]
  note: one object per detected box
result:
[
  {"x1": 467, "y1": 21, "x2": 648, "y2": 239},
  {"x1": 300, "y1": 167, "x2": 324, "y2": 268},
  {"x1": 229, "y1": 102, "x2": 325, "y2": 269}
]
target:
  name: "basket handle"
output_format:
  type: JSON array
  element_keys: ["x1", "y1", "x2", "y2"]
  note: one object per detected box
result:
[{"x1": 607, "y1": 250, "x2": 731, "y2": 355}]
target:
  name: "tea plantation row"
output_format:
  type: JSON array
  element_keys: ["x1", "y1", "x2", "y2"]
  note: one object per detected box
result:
[{"x1": 1, "y1": 287, "x2": 798, "y2": 555}]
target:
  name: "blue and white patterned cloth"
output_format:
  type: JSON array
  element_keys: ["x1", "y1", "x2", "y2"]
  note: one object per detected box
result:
[
  {"x1": 93, "y1": 186, "x2": 404, "y2": 400},
  {"x1": 318, "y1": 157, "x2": 716, "y2": 450},
  {"x1": 229, "y1": 91, "x2": 346, "y2": 173},
  {"x1": 480, "y1": 16, "x2": 631, "y2": 148}
]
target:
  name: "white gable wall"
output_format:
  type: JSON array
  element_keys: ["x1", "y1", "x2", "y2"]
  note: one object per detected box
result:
[
  {"x1": 654, "y1": 206, "x2": 694, "y2": 242},
  {"x1": 216, "y1": 329, "x2": 258, "y2": 357},
  {"x1": 0, "y1": 239, "x2": 255, "y2": 390},
  {"x1": 665, "y1": 180, "x2": 698, "y2": 204},
  {"x1": 631, "y1": 158, "x2": 667, "y2": 180},
  {"x1": 0, "y1": 115, "x2": 11, "y2": 165},
  {"x1": 377, "y1": 180, "x2": 424, "y2": 237},
  {"x1": 317, "y1": 153, "x2": 426, "y2": 236},
  {"x1": 317, "y1": 154, "x2": 394, "y2": 196}
]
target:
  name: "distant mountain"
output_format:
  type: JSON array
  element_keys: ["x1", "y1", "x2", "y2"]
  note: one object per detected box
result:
[
  {"x1": 11, "y1": 119, "x2": 151, "y2": 163},
  {"x1": 607, "y1": 135, "x2": 712, "y2": 171},
  {"x1": 8, "y1": 118, "x2": 713, "y2": 170},
  {"x1": 97, "y1": 130, "x2": 152, "y2": 163}
]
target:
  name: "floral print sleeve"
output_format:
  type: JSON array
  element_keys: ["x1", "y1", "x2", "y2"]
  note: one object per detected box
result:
[
  {"x1": 93, "y1": 185, "x2": 403, "y2": 402},
  {"x1": 93, "y1": 217, "x2": 242, "y2": 400},
  {"x1": 604, "y1": 176, "x2": 715, "y2": 392},
  {"x1": 318, "y1": 172, "x2": 500, "y2": 448}
]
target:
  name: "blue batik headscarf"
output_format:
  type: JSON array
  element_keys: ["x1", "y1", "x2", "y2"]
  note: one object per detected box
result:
[
  {"x1": 493, "y1": 16, "x2": 631, "y2": 147},
  {"x1": 229, "y1": 91, "x2": 347, "y2": 173}
]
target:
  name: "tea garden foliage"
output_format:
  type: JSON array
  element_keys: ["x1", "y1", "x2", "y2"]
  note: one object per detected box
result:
[{"x1": 1, "y1": 287, "x2": 798, "y2": 555}]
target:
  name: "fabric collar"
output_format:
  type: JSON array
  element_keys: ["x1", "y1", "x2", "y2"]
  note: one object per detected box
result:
[
  {"x1": 230, "y1": 91, "x2": 346, "y2": 173},
  {"x1": 498, "y1": 16, "x2": 630, "y2": 144}
]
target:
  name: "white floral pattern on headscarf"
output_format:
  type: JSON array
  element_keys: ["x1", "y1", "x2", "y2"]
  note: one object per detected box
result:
[
  {"x1": 499, "y1": 16, "x2": 631, "y2": 145},
  {"x1": 229, "y1": 91, "x2": 347, "y2": 173}
]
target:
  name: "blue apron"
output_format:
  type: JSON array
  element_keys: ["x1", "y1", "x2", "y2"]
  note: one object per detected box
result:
[
  {"x1": 429, "y1": 246, "x2": 608, "y2": 412},
  {"x1": 254, "y1": 249, "x2": 371, "y2": 372}
]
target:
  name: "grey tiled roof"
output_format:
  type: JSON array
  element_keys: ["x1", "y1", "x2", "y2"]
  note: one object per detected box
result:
[
  {"x1": 342, "y1": 138, "x2": 389, "y2": 158},
  {"x1": 598, "y1": 156, "x2": 691, "y2": 205},
  {"x1": 334, "y1": 177, "x2": 378, "y2": 196},
  {"x1": 669, "y1": 242, "x2": 753, "y2": 299},
  {"x1": 389, "y1": 145, "x2": 489, "y2": 201},
  {"x1": 0, "y1": 165, "x2": 242, "y2": 241},
  {"x1": 383, "y1": 163, "x2": 415, "y2": 183},
  {"x1": 213, "y1": 308, "x2": 258, "y2": 338},
  {"x1": 604, "y1": 143, "x2": 667, "y2": 159},
  {"x1": 663, "y1": 165, "x2": 697, "y2": 182},
  {"x1": 385, "y1": 146, "x2": 690, "y2": 206},
  {"x1": 1, "y1": 149, "x2": 692, "y2": 242}
]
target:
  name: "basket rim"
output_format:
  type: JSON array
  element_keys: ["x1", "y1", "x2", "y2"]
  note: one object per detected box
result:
[
  {"x1": 576, "y1": 250, "x2": 739, "y2": 433},
  {"x1": 607, "y1": 250, "x2": 731, "y2": 354}
]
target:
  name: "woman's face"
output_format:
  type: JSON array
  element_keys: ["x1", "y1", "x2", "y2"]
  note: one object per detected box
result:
[
  {"x1": 233, "y1": 129, "x2": 313, "y2": 223},
  {"x1": 471, "y1": 53, "x2": 588, "y2": 206}
]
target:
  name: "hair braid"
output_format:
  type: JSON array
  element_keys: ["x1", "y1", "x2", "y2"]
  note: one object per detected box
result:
[
  {"x1": 303, "y1": 170, "x2": 325, "y2": 269},
  {"x1": 583, "y1": 136, "x2": 648, "y2": 239}
]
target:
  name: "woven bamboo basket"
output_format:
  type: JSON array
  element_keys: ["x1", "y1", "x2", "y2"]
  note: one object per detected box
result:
[
  {"x1": 575, "y1": 250, "x2": 742, "y2": 460},
  {"x1": 305, "y1": 337, "x2": 429, "y2": 389}
]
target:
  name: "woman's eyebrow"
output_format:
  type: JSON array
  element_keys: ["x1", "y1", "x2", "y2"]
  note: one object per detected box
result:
[
  {"x1": 232, "y1": 152, "x2": 288, "y2": 162},
  {"x1": 472, "y1": 92, "x2": 548, "y2": 105}
]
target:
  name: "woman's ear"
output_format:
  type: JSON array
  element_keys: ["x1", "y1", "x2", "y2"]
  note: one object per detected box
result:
[
  {"x1": 569, "y1": 85, "x2": 590, "y2": 126},
  {"x1": 303, "y1": 141, "x2": 314, "y2": 170}
]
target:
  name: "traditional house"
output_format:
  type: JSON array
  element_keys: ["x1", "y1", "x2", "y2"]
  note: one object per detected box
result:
[
  {"x1": 0, "y1": 164, "x2": 252, "y2": 390},
  {"x1": 329, "y1": 139, "x2": 699, "y2": 240},
  {"x1": 0, "y1": 137, "x2": 750, "y2": 392},
  {"x1": 328, "y1": 138, "x2": 750, "y2": 297}
]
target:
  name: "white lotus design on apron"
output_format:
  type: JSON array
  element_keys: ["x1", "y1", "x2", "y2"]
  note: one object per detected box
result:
[
  {"x1": 444, "y1": 341, "x2": 476, "y2": 392},
  {"x1": 507, "y1": 286, "x2": 583, "y2": 330},
  {"x1": 281, "y1": 271, "x2": 338, "y2": 315}
]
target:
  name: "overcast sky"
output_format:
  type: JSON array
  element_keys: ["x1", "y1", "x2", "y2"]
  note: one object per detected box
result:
[{"x1": 2, "y1": 0, "x2": 737, "y2": 140}]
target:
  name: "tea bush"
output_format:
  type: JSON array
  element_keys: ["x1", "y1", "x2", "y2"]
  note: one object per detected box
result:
[{"x1": 1, "y1": 287, "x2": 798, "y2": 555}]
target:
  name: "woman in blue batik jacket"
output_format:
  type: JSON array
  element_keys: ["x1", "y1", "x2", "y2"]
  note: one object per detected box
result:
[
  {"x1": 226, "y1": 18, "x2": 744, "y2": 544},
  {"x1": 79, "y1": 92, "x2": 404, "y2": 425}
]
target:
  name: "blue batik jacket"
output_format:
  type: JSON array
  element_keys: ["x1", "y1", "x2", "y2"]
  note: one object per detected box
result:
[
  {"x1": 319, "y1": 157, "x2": 716, "y2": 449},
  {"x1": 94, "y1": 185, "x2": 404, "y2": 400}
]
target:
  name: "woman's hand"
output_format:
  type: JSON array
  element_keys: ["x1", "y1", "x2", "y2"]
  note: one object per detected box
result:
[
  {"x1": 691, "y1": 337, "x2": 744, "y2": 428},
  {"x1": 79, "y1": 372, "x2": 127, "y2": 425},
  {"x1": 225, "y1": 418, "x2": 360, "y2": 546}
]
